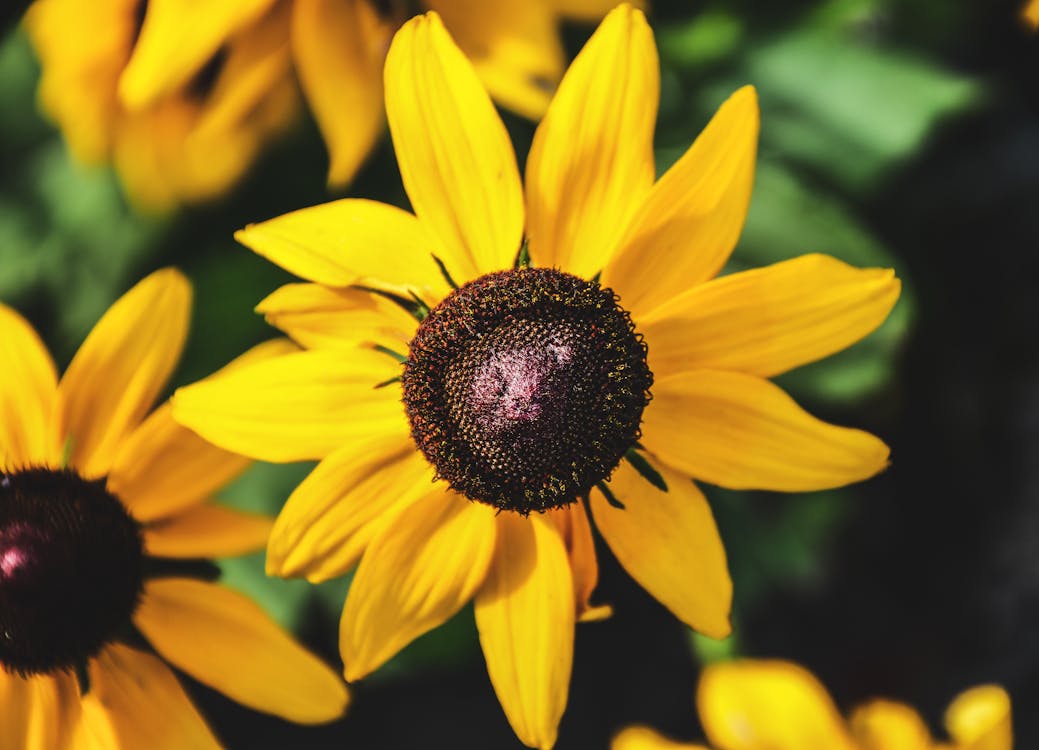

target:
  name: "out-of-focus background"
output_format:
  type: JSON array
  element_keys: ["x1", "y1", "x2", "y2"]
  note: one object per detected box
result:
[{"x1": 1, "y1": 0, "x2": 1037, "y2": 746}]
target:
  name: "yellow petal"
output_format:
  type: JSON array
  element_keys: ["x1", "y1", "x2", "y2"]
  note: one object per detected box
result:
[
  {"x1": 292, "y1": 0, "x2": 389, "y2": 186},
  {"x1": 546, "y1": 502, "x2": 609, "y2": 622},
  {"x1": 426, "y1": 0, "x2": 563, "y2": 120},
  {"x1": 23, "y1": 0, "x2": 136, "y2": 164},
  {"x1": 118, "y1": 0, "x2": 279, "y2": 110},
  {"x1": 385, "y1": 12, "x2": 524, "y2": 282},
  {"x1": 144, "y1": 504, "x2": 272, "y2": 558},
  {"x1": 172, "y1": 348, "x2": 406, "y2": 463},
  {"x1": 188, "y1": 0, "x2": 296, "y2": 139},
  {"x1": 257, "y1": 284, "x2": 417, "y2": 353},
  {"x1": 341, "y1": 492, "x2": 496, "y2": 681},
  {"x1": 642, "y1": 370, "x2": 890, "y2": 492},
  {"x1": 135, "y1": 578, "x2": 349, "y2": 724},
  {"x1": 77, "y1": 644, "x2": 221, "y2": 750},
  {"x1": 639, "y1": 254, "x2": 901, "y2": 379},
  {"x1": 697, "y1": 660, "x2": 857, "y2": 750},
  {"x1": 0, "y1": 671, "x2": 78, "y2": 750},
  {"x1": 944, "y1": 685, "x2": 1012, "y2": 750},
  {"x1": 525, "y1": 4, "x2": 658, "y2": 278},
  {"x1": 1026, "y1": 0, "x2": 1039, "y2": 29},
  {"x1": 58, "y1": 268, "x2": 191, "y2": 479},
  {"x1": 235, "y1": 198, "x2": 449, "y2": 299},
  {"x1": 475, "y1": 513, "x2": 574, "y2": 750},
  {"x1": 267, "y1": 435, "x2": 434, "y2": 582},
  {"x1": 107, "y1": 403, "x2": 250, "y2": 522},
  {"x1": 612, "y1": 725, "x2": 709, "y2": 750},
  {"x1": 0, "y1": 304, "x2": 60, "y2": 470},
  {"x1": 850, "y1": 700, "x2": 933, "y2": 750},
  {"x1": 590, "y1": 459, "x2": 731, "y2": 637},
  {"x1": 601, "y1": 87, "x2": 759, "y2": 317}
]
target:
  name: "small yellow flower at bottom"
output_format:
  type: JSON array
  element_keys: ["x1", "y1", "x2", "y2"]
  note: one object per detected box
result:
[
  {"x1": 0, "y1": 269, "x2": 347, "y2": 749},
  {"x1": 611, "y1": 659, "x2": 1012, "y2": 750}
]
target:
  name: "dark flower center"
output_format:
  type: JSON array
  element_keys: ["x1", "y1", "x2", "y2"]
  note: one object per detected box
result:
[
  {"x1": 0, "y1": 469, "x2": 144, "y2": 675},
  {"x1": 402, "y1": 268, "x2": 652, "y2": 514}
]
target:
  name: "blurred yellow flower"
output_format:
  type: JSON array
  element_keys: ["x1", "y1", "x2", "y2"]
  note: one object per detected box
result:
[
  {"x1": 0, "y1": 269, "x2": 347, "y2": 748},
  {"x1": 1024, "y1": 0, "x2": 1039, "y2": 29},
  {"x1": 173, "y1": 5, "x2": 898, "y2": 748},
  {"x1": 612, "y1": 660, "x2": 1013, "y2": 750},
  {"x1": 24, "y1": 0, "x2": 624, "y2": 211}
]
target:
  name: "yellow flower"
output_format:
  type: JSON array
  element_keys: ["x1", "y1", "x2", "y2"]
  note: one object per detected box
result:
[
  {"x1": 24, "y1": 0, "x2": 623, "y2": 210},
  {"x1": 23, "y1": 0, "x2": 300, "y2": 213},
  {"x1": 172, "y1": 6, "x2": 899, "y2": 748},
  {"x1": 612, "y1": 659, "x2": 1013, "y2": 750},
  {"x1": 0, "y1": 269, "x2": 348, "y2": 748}
]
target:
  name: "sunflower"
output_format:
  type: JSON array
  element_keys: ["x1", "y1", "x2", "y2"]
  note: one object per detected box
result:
[
  {"x1": 0, "y1": 269, "x2": 348, "y2": 748},
  {"x1": 24, "y1": 0, "x2": 623, "y2": 210},
  {"x1": 172, "y1": 5, "x2": 900, "y2": 748},
  {"x1": 612, "y1": 659, "x2": 1013, "y2": 750}
]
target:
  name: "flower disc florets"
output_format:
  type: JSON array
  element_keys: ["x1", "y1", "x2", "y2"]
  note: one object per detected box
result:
[
  {"x1": 402, "y1": 267, "x2": 652, "y2": 514},
  {"x1": 0, "y1": 469, "x2": 144, "y2": 675}
]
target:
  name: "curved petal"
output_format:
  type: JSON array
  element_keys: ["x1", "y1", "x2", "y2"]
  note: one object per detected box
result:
[
  {"x1": 591, "y1": 459, "x2": 731, "y2": 637},
  {"x1": 554, "y1": 0, "x2": 646, "y2": 20},
  {"x1": 475, "y1": 513, "x2": 574, "y2": 750},
  {"x1": 612, "y1": 726, "x2": 709, "y2": 750},
  {"x1": 427, "y1": 0, "x2": 563, "y2": 120},
  {"x1": 77, "y1": 644, "x2": 221, "y2": 750},
  {"x1": 341, "y1": 491, "x2": 496, "y2": 681},
  {"x1": 144, "y1": 504, "x2": 273, "y2": 558},
  {"x1": 525, "y1": 4, "x2": 658, "y2": 278},
  {"x1": 107, "y1": 403, "x2": 250, "y2": 522},
  {"x1": 293, "y1": 0, "x2": 389, "y2": 186},
  {"x1": 944, "y1": 685, "x2": 1013, "y2": 750},
  {"x1": 850, "y1": 700, "x2": 933, "y2": 750},
  {"x1": 267, "y1": 435, "x2": 434, "y2": 582},
  {"x1": 135, "y1": 578, "x2": 349, "y2": 724},
  {"x1": 257, "y1": 284, "x2": 417, "y2": 353},
  {"x1": 59, "y1": 268, "x2": 191, "y2": 479},
  {"x1": 697, "y1": 660, "x2": 857, "y2": 750},
  {"x1": 642, "y1": 371, "x2": 890, "y2": 492},
  {"x1": 23, "y1": 0, "x2": 136, "y2": 165},
  {"x1": 171, "y1": 348, "x2": 406, "y2": 463},
  {"x1": 640, "y1": 254, "x2": 901, "y2": 379},
  {"x1": 235, "y1": 198, "x2": 450, "y2": 300},
  {"x1": 118, "y1": 0, "x2": 279, "y2": 109},
  {"x1": 0, "y1": 671, "x2": 78, "y2": 750},
  {"x1": 601, "y1": 86, "x2": 759, "y2": 317},
  {"x1": 385, "y1": 12, "x2": 524, "y2": 281},
  {"x1": 0, "y1": 305, "x2": 60, "y2": 470},
  {"x1": 546, "y1": 503, "x2": 610, "y2": 622}
]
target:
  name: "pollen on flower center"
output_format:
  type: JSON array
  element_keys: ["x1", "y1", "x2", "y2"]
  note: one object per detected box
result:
[
  {"x1": 402, "y1": 267, "x2": 652, "y2": 514},
  {"x1": 0, "y1": 468, "x2": 144, "y2": 676}
]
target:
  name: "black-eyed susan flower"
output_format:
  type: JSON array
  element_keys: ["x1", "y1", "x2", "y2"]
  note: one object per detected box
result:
[
  {"x1": 0, "y1": 269, "x2": 348, "y2": 748},
  {"x1": 172, "y1": 5, "x2": 900, "y2": 747},
  {"x1": 612, "y1": 659, "x2": 1013, "y2": 750},
  {"x1": 24, "y1": 0, "x2": 623, "y2": 210}
]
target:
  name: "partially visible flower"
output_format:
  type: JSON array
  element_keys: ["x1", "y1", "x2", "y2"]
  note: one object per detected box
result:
[
  {"x1": 0, "y1": 268, "x2": 347, "y2": 748},
  {"x1": 24, "y1": 0, "x2": 625, "y2": 211},
  {"x1": 612, "y1": 660, "x2": 1013, "y2": 750},
  {"x1": 24, "y1": 0, "x2": 300, "y2": 213},
  {"x1": 173, "y1": 5, "x2": 898, "y2": 748},
  {"x1": 1023, "y1": 0, "x2": 1039, "y2": 29}
]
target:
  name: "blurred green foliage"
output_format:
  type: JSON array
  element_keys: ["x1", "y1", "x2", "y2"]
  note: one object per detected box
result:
[{"x1": 0, "y1": 0, "x2": 981, "y2": 686}]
